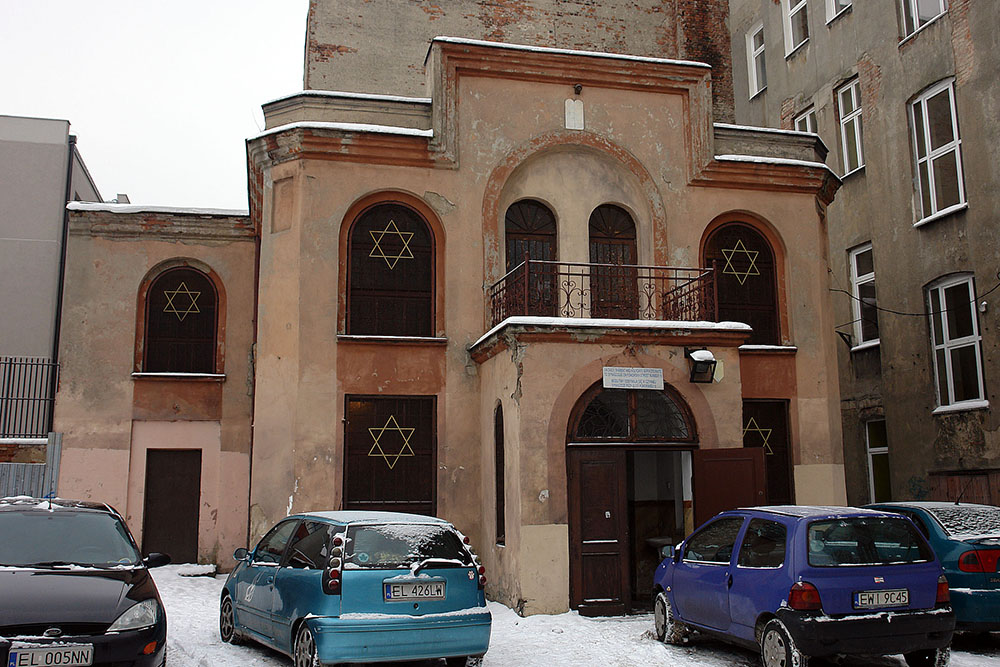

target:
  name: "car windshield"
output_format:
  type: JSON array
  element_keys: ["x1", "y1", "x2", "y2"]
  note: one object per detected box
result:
[
  {"x1": 345, "y1": 523, "x2": 473, "y2": 569},
  {"x1": 0, "y1": 510, "x2": 141, "y2": 567},
  {"x1": 925, "y1": 505, "x2": 1000, "y2": 538},
  {"x1": 807, "y1": 517, "x2": 933, "y2": 567}
]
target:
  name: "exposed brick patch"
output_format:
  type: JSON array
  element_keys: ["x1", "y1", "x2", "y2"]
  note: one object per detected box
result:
[
  {"x1": 779, "y1": 97, "x2": 796, "y2": 130},
  {"x1": 949, "y1": 0, "x2": 974, "y2": 87},
  {"x1": 478, "y1": 0, "x2": 536, "y2": 43},
  {"x1": 857, "y1": 53, "x2": 882, "y2": 120},
  {"x1": 676, "y1": 0, "x2": 734, "y2": 122},
  {"x1": 309, "y1": 43, "x2": 359, "y2": 63},
  {"x1": 0, "y1": 443, "x2": 15, "y2": 463}
]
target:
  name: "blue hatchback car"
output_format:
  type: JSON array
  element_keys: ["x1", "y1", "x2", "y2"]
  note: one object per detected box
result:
[
  {"x1": 652, "y1": 506, "x2": 955, "y2": 667},
  {"x1": 220, "y1": 511, "x2": 491, "y2": 666},
  {"x1": 866, "y1": 501, "x2": 1000, "y2": 633}
]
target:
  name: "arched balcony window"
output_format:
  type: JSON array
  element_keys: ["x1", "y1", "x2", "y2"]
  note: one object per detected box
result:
[{"x1": 143, "y1": 267, "x2": 218, "y2": 373}]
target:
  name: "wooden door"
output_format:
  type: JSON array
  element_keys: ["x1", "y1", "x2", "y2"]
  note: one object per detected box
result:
[
  {"x1": 142, "y1": 449, "x2": 201, "y2": 562},
  {"x1": 742, "y1": 400, "x2": 794, "y2": 505},
  {"x1": 344, "y1": 395, "x2": 436, "y2": 516},
  {"x1": 692, "y1": 447, "x2": 766, "y2": 527},
  {"x1": 505, "y1": 200, "x2": 557, "y2": 316},
  {"x1": 568, "y1": 447, "x2": 630, "y2": 616}
]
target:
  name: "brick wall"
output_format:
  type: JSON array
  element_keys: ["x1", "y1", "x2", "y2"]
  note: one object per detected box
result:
[{"x1": 304, "y1": 0, "x2": 734, "y2": 122}]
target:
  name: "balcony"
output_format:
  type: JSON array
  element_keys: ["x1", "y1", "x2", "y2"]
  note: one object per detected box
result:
[
  {"x1": 488, "y1": 258, "x2": 717, "y2": 328},
  {"x1": 0, "y1": 357, "x2": 58, "y2": 439}
]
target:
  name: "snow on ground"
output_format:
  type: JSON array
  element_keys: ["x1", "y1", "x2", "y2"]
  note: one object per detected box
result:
[{"x1": 151, "y1": 565, "x2": 999, "y2": 667}]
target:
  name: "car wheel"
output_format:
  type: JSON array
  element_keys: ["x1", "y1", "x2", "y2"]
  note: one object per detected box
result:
[
  {"x1": 294, "y1": 624, "x2": 319, "y2": 667},
  {"x1": 219, "y1": 595, "x2": 243, "y2": 645},
  {"x1": 759, "y1": 619, "x2": 809, "y2": 667},
  {"x1": 445, "y1": 657, "x2": 480, "y2": 667},
  {"x1": 904, "y1": 647, "x2": 951, "y2": 667},
  {"x1": 653, "y1": 591, "x2": 688, "y2": 644}
]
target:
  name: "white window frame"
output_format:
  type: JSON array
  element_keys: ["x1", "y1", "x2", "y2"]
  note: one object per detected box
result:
[
  {"x1": 826, "y1": 0, "x2": 852, "y2": 23},
  {"x1": 746, "y1": 22, "x2": 767, "y2": 98},
  {"x1": 849, "y1": 243, "x2": 879, "y2": 349},
  {"x1": 865, "y1": 419, "x2": 890, "y2": 503},
  {"x1": 910, "y1": 79, "x2": 965, "y2": 225},
  {"x1": 837, "y1": 79, "x2": 865, "y2": 176},
  {"x1": 794, "y1": 107, "x2": 817, "y2": 133},
  {"x1": 783, "y1": 0, "x2": 810, "y2": 55},
  {"x1": 927, "y1": 274, "x2": 986, "y2": 410},
  {"x1": 900, "y1": 0, "x2": 948, "y2": 39}
]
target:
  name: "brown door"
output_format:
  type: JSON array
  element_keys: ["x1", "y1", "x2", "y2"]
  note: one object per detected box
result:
[
  {"x1": 692, "y1": 447, "x2": 766, "y2": 527},
  {"x1": 344, "y1": 395, "x2": 436, "y2": 516},
  {"x1": 742, "y1": 400, "x2": 794, "y2": 505},
  {"x1": 142, "y1": 449, "x2": 201, "y2": 562},
  {"x1": 589, "y1": 205, "x2": 638, "y2": 319},
  {"x1": 567, "y1": 447, "x2": 630, "y2": 616}
]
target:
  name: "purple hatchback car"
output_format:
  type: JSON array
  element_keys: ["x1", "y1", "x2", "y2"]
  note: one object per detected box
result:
[{"x1": 652, "y1": 506, "x2": 955, "y2": 667}]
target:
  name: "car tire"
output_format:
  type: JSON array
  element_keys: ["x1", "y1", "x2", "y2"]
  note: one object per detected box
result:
[
  {"x1": 219, "y1": 595, "x2": 243, "y2": 645},
  {"x1": 759, "y1": 618, "x2": 809, "y2": 667},
  {"x1": 445, "y1": 657, "x2": 482, "y2": 667},
  {"x1": 294, "y1": 624, "x2": 320, "y2": 667},
  {"x1": 903, "y1": 647, "x2": 951, "y2": 667},
  {"x1": 653, "y1": 591, "x2": 688, "y2": 644}
]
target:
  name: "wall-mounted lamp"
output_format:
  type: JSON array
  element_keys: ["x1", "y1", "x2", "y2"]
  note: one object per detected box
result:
[{"x1": 685, "y1": 348, "x2": 717, "y2": 383}]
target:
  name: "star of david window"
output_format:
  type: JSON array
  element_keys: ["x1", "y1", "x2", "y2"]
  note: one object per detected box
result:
[
  {"x1": 569, "y1": 383, "x2": 695, "y2": 444},
  {"x1": 143, "y1": 267, "x2": 218, "y2": 373},
  {"x1": 348, "y1": 204, "x2": 433, "y2": 336},
  {"x1": 704, "y1": 222, "x2": 780, "y2": 345}
]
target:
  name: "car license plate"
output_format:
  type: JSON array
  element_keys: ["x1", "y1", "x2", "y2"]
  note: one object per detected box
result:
[
  {"x1": 854, "y1": 588, "x2": 909, "y2": 609},
  {"x1": 384, "y1": 579, "x2": 446, "y2": 601},
  {"x1": 8, "y1": 644, "x2": 94, "y2": 667}
]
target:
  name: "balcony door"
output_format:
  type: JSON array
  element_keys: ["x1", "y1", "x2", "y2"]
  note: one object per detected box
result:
[
  {"x1": 589, "y1": 205, "x2": 637, "y2": 319},
  {"x1": 505, "y1": 199, "x2": 557, "y2": 316}
]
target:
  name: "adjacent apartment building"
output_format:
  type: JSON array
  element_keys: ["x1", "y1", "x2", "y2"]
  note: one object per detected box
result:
[
  {"x1": 729, "y1": 0, "x2": 999, "y2": 505},
  {"x1": 0, "y1": 115, "x2": 100, "y2": 464}
]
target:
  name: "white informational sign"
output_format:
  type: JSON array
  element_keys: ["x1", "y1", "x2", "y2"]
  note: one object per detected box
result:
[{"x1": 602, "y1": 366, "x2": 664, "y2": 390}]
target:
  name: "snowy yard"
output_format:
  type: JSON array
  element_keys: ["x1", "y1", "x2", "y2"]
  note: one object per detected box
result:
[{"x1": 153, "y1": 565, "x2": 999, "y2": 666}]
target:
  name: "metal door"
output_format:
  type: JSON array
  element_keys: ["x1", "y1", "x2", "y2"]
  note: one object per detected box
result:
[{"x1": 142, "y1": 449, "x2": 201, "y2": 562}]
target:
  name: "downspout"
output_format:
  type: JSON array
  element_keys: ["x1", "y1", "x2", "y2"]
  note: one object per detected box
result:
[
  {"x1": 245, "y1": 137, "x2": 261, "y2": 547},
  {"x1": 47, "y1": 135, "x2": 76, "y2": 432}
]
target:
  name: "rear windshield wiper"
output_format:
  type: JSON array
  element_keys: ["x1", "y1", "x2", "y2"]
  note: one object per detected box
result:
[{"x1": 410, "y1": 557, "x2": 466, "y2": 576}]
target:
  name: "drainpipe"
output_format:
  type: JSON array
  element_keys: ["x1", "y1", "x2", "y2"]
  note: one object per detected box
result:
[{"x1": 47, "y1": 135, "x2": 76, "y2": 432}]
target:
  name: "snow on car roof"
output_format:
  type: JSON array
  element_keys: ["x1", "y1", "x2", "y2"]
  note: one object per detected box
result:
[
  {"x1": 744, "y1": 505, "x2": 893, "y2": 519},
  {"x1": 293, "y1": 510, "x2": 451, "y2": 526}
]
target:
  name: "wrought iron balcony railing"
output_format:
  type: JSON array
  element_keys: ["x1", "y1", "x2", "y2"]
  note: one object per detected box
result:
[{"x1": 488, "y1": 258, "x2": 717, "y2": 328}]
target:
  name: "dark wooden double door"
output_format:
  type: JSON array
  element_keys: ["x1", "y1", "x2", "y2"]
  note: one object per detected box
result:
[{"x1": 567, "y1": 447, "x2": 765, "y2": 616}]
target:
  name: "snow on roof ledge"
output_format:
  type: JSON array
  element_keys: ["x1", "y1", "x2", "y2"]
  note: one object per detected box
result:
[
  {"x1": 473, "y1": 315, "x2": 751, "y2": 349},
  {"x1": 429, "y1": 36, "x2": 712, "y2": 69},
  {"x1": 715, "y1": 154, "x2": 840, "y2": 180},
  {"x1": 252, "y1": 121, "x2": 434, "y2": 141},
  {"x1": 67, "y1": 202, "x2": 248, "y2": 216},
  {"x1": 264, "y1": 90, "x2": 433, "y2": 107}
]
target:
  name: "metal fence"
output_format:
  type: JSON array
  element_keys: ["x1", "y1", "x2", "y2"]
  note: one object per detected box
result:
[
  {"x1": 0, "y1": 357, "x2": 59, "y2": 438},
  {"x1": 0, "y1": 435, "x2": 62, "y2": 498}
]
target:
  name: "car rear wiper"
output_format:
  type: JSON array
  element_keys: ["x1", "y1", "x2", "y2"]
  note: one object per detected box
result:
[{"x1": 410, "y1": 557, "x2": 466, "y2": 576}]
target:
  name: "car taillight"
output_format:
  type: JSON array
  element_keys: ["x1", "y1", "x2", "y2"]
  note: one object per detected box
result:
[
  {"x1": 936, "y1": 574, "x2": 950, "y2": 605},
  {"x1": 958, "y1": 549, "x2": 1000, "y2": 573},
  {"x1": 457, "y1": 529, "x2": 486, "y2": 589},
  {"x1": 323, "y1": 532, "x2": 346, "y2": 595},
  {"x1": 788, "y1": 581, "x2": 822, "y2": 611}
]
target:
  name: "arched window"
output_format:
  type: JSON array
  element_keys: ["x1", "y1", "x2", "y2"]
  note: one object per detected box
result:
[
  {"x1": 589, "y1": 204, "x2": 637, "y2": 318},
  {"x1": 569, "y1": 384, "x2": 695, "y2": 444},
  {"x1": 704, "y1": 222, "x2": 779, "y2": 345},
  {"x1": 348, "y1": 203, "x2": 433, "y2": 336},
  {"x1": 143, "y1": 267, "x2": 218, "y2": 373},
  {"x1": 505, "y1": 199, "x2": 557, "y2": 316},
  {"x1": 494, "y1": 403, "x2": 505, "y2": 545}
]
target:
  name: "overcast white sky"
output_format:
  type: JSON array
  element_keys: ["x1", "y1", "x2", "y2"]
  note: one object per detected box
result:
[{"x1": 1, "y1": 1, "x2": 309, "y2": 210}]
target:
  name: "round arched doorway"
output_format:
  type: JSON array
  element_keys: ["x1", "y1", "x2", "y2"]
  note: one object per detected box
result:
[{"x1": 566, "y1": 382, "x2": 697, "y2": 616}]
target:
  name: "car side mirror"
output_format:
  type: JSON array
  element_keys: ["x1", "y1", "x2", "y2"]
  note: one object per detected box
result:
[
  {"x1": 660, "y1": 545, "x2": 673, "y2": 560},
  {"x1": 672, "y1": 545, "x2": 682, "y2": 563},
  {"x1": 233, "y1": 547, "x2": 249, "y2": 562},
  {"x1": 143, "y1": 553, "x2": 171, "y2": 568}
]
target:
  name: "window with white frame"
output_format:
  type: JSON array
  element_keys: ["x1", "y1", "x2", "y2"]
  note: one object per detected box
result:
[
  {"x1": 900, "y1": 0, "x2": 948, "y2": 38},
  {"x1": 794, "y1": 108, "x2": 817, "y2": 133},
  {"x1": 837, "y1": 79, "x2": 865, "y2": 175},
  {"x1": 927, "y1": 274, "x2": 985, "y2": 408},
  {"x1": 783, "y1": 0, "x2": 809, "y2": 54},
  {"x1": 827, "y1": 0, "x2": 852, "y2": 22},
  {"x1": 866, "y1": 420, "x2": 891, "y2": 503},
  {"x1": 849, "y1": 244, "x2": 879, "y2": 346},
  {"x1": 910, "y1": 79, "x2": 965, "y2": 223},
  {"x1": 746, "y1": 22, "x2": 767, "y2": 97}
]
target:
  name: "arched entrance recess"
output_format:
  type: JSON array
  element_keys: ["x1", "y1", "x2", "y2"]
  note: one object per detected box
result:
[{"x1": 566, "y1": 382, "x2": 697, "y2": 616}]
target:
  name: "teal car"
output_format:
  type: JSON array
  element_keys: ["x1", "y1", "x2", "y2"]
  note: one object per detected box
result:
[
  {"x1": 866, "y1": 502, "x2": 1000, "y2": 633},
  {"x1": 220, "y1": 511, "x2": 491, "y2": 666}
]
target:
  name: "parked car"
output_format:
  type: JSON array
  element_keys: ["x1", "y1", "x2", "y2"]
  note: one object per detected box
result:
[
  {"x1": 0, "y1": 496, "x2": 171, "y2": 667},
  {"x1": 652, "y1": 506, "x2": 955, "y2": 667},
  {"x1": 866, "y1": 501, "x2": 1000, "y2": 633},
  {"x1": 220, "y1": 510, "x2": 491, "y2": 666}
]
